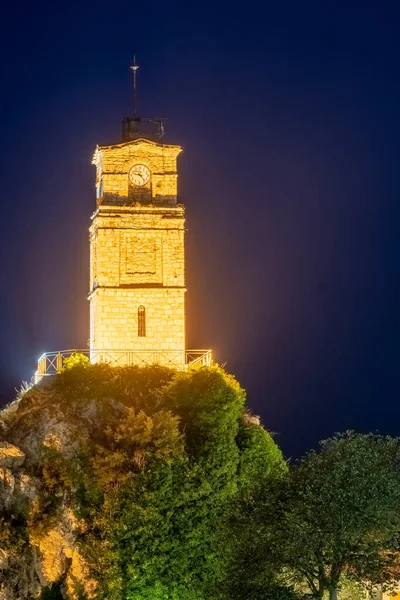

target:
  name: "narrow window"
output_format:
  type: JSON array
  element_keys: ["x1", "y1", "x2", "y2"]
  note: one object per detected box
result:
[
  {"x1": 96, "y1": 178, "x2": 104, "y2": 199},
  {"x1": 138, "y1": 306, "x2": 146, "y2": 337}
]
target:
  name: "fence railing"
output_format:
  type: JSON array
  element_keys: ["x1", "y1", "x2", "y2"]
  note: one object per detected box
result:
[{"x1": 34, "y1": 348, "x2": 212, "y2": 384}]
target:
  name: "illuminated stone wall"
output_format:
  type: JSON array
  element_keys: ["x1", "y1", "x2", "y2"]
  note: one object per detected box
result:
[
  {"x1": 92, "y1": 138, "x2": 181, "y2": 205},
  {"x1": 89, "y1": 138, "x2": 186, "y2": 366}
]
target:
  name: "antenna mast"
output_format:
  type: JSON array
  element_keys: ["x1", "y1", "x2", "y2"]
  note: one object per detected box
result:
[
  {"x1": 130, "y1": 56, "x2": 139, "y2": 117},
  {"x1": 122, "y1": 58, "x2": 168, "y2": 141}
]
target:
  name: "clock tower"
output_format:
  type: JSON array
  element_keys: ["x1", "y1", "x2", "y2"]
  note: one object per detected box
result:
[
  {"x1": 32, "y1": 64, "x2": 211, "y2": 382},
  {"x1": 89, "y1": 114, "x2": 186, "y2": 367}
]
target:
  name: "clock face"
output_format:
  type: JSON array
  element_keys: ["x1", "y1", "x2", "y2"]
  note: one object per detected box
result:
[{"x1": 129, "y1": 164, "x2": 151, "y2": 187}]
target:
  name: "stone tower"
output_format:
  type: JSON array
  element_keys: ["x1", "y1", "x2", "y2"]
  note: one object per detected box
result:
[
  {"x1": 89, "y1": 116, "x2": 186, "y2": 367},
  {"x1": 33, "y1": 82, "x2": 211, "y2": 383}
]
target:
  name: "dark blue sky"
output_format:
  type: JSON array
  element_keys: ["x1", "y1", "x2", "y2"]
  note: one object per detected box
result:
[{"x1": 0, "y1": 1, "x2": 399, "y2": 457}]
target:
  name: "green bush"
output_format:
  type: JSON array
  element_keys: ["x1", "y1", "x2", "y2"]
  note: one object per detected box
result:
[{"x1": 1, "y1": 363, "x2": 286, "y2": 600}]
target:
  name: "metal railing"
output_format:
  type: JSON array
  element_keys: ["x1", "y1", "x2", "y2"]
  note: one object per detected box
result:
[{"x1": 34, "y1": 348, "x2": 212, "y2": 384}]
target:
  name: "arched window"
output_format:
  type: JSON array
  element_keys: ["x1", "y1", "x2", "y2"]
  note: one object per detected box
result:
[{"x1": 138, "y1": 306, "x2": 146, "y2": 337}]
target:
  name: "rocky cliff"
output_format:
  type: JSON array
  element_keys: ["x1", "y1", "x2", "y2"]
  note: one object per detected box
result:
[
  {"x1": 0, "y1": 361, "x2": 285, "y2": 600},
  {"x1": 0, "y1": 387, "x2": 98, "y2": 599}
]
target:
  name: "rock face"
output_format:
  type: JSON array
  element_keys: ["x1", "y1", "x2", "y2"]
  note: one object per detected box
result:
[
  {"x1": 0, "y1": 363, "x2": 268, "y2": 600},
  {"x1": 0, "y1": 443, "x2": 25, "y2": 470},
  {"x1": 0, "y1": 443, "x2": 42, "y2": 600},
  {"x1": 29, "y1": 508, "x2": 95, "y2": 598},
  {"x1": 0, "y1": 389, "x2": 96, "y2": 600}
]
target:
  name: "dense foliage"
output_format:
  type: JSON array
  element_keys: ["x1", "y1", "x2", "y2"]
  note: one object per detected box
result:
[
  {"x1": 236, "y1": 432, "x2": 400, "y2": 600},
  {"x1": 3, "y1": 362, "x2": 400, "y2": 600},
  {"x1": 0, "y1": 362, "x2": 286, "y2": 600}
]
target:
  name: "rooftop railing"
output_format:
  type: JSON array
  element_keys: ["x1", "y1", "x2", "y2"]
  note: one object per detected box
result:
[{"x1": 34, "y1": 349, "x2": 212, "y2": 384}]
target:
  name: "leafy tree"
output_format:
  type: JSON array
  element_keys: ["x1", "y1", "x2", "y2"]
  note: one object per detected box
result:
[
  {"x1": 58, "y1": 364, "x2": 287, "y2": 600},
  {"x1": 220, "y1": 417, "x2": 291, "y2": 600},
  {"x1": 246, "y1": 432, "x2": 400, "y2": 600},
  {"x1": 61, "y1": 352, "x2": 91, "y2": 370},
  {"x1": 1, "y1": 363, "x2": 287, "y2": 599},
  {"x1": 236, "y1": 416, "x2": 287, "y2": 497},
  {"x1": 335, "y1": 576, "x2": 368, "y2": 600}
]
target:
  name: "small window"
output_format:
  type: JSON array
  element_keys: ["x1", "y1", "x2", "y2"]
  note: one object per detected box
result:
[
  {"x1": 138, "y1": 306, "x2": 146, "y2": 337},
  {"x1": 96, "y1": 178, "x2": 104, "y2": 199}
]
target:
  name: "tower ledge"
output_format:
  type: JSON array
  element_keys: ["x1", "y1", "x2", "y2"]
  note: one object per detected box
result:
[{"x1": 34, "y1": 349, "x2": 213, "y2": 384}]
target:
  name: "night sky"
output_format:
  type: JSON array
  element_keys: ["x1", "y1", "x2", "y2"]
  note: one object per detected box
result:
[{"x1": 0, "y1": 1, "x2": 399, "y2": 458}]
